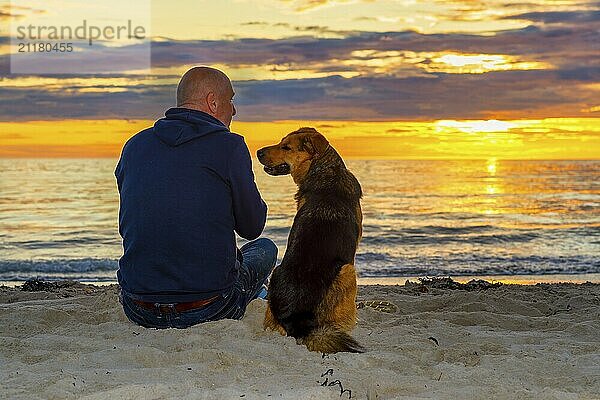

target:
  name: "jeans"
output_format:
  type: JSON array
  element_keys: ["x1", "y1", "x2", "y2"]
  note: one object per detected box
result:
[{"x1": 120, "y1": 237, "x2": 278, "y2": 329}]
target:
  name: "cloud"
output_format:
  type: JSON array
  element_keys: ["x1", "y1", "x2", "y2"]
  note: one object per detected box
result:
[
  {"x1": 280, "y1": 0, "x2": 340, "y2": 12},
  {"x1": 0, "y1": 66, "x2": 597, "y2": 122},
  {"x1": 241, "y1": 21, "x2": 270, "y2": 26},
  {"x1": 0, "y1": 20, "x2": 597, "y2": 121},
  {"x1": 4, "y1": 40, "x2": 151, "y2": 74},
  {"x1": 0, "y1": 132, "x2": 29, "y2": 139},
  {"x1": 0, "y1": 4, "x2": 45, "y2": 19},
  {"x1": 0, "y1": 10, "x2": 23, "y2": 20},
  {"x1": 504, "y1": 10, "x2": 600, "y2": 23},
  {"x1": 148, "y1": 25, "x2": 598, "y2": 76},
  {"x1": 557, "y1": 66, "x2": 599, "y2": 81},
  {"x1": 425, "y1": 0, "x2": 599, "y2": 23},
  {"x1": 0, "y1": 84, "x2": 173, "y2": 121},
  {"x1": 279, "y1": 0, "x2": 374, "y2": 12},
  {"x1": 239, "y1": 21, "x2": 352, "y2": 37},
  {"x1": 292, "y1": 25, "x2": 352, "y2": 36},
  {"x1": 353, "y1": 16, "x2": 377, "y2": 22}
]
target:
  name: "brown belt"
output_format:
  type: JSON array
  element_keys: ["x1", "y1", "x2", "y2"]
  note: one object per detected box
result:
[{"x1": 133, "y1": 295, "x2": 220, "y2": 313}]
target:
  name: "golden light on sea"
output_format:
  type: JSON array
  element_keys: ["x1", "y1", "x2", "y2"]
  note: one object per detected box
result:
[
  {"x1": 487, "y1": 158, "x2": 497, "y2": 175},
  {"x1": 486, "y1": 186, "x2": 498, "y2": 195}
]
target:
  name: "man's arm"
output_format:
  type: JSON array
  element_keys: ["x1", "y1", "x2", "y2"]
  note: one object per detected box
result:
[{"x1": 228, "y1": 139, "x2": 267, "y2": 240}]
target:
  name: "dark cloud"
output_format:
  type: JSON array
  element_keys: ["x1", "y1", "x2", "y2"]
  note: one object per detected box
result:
[
  {"x1": 557, "y1": 66, "x2": 599, "y2": 81},
  {"x1": 0, "y1": 67, "x2": 597, "y2": 121},
  {"x1": 2, "y1": 40, "x2": 151, "y2": 74},
  {"x1": 237, "y1": 21, "x2": 352, "y2": 36},
  {"x1": 428, "y1": 0, "x2": 600, "y2": 23},
  {"x1": 0, "y1": 84, "x2": 172, "y2": 121},
  {"x1": 0, "y1": 22, "x2": 598, "y2": 121},
  {"x1": 292, "y1": 25, "x2": 352, "y2": 36},
  {"x1": 149, "y1": 25, "x2": 598, "y2": 71},
  {"x1": 504, "y1": 10, "x2": 600, "y2": 23},
  {"x1": 233, "y1": 71, "x2": 593, "y2": 120},
  {"x1": 241, "y1": 21, "x2": 270, "y2": 26}
]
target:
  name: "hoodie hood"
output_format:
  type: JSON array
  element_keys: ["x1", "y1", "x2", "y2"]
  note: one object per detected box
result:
[{"x1": 153, "y1": 107, "x2": 230, "y2": 146}]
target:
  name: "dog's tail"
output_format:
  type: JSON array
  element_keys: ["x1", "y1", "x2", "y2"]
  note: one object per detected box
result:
[{"x1": 299, "y1": 326, "x2": 364, "y2": 354}]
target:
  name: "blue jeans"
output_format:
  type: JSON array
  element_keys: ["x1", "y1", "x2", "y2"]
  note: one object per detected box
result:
[{"x1": 120, "y1": 238, "x2": 278, "y2": 329}]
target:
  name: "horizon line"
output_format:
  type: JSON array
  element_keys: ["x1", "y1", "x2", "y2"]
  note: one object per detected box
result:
[{"x1": 1, "y1": 157, "x2": 598, "y2": 161}]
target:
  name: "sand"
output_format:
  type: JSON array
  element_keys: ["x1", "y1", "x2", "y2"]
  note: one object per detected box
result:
[{"x1": 1, "y1": 279, "x2": 599, "y2": 400}]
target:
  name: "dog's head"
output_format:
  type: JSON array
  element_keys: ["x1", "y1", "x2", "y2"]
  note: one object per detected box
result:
[{"x1": 256, "y1": 127, "x2": 329, "y2": 181}]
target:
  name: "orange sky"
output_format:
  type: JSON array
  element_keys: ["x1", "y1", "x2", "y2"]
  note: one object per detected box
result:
[
  {"x1": 0, "y1": 118, "x2": 598, "y2": 159},
  {"x1": 1, "y1": 0, "x2": 599, "y2": 159}
]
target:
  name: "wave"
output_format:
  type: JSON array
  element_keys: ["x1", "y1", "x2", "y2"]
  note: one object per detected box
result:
[
  {"x1": 355, "y1": 254, "x2": 600, "y2": 277},
  {"x1": 1, "y1": 254, "x2": 598, "y2": 282},
  {"x1": 6, "y1": 238, "x2": 120, "y2": 249},
  {"x1": 359, "y1": 225, "x2": 600, "y2": 246},
  {"x1": 0, "y1": 258, "x2": 117, "y2": 273},
  {"x1": 361, "y1": 232, "x2": 540, "y2": 246}
]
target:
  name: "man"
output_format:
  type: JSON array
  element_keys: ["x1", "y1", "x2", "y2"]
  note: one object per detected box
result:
[{"x1": 115, "y1": 66, "x2": 277, "y2": 329}]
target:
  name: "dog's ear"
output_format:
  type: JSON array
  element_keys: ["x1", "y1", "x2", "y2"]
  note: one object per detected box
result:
[
  {"x1": 297, "y1": 127, "x2": 318, "y2": 133},
  {"x1": 301, "y1": 132, "x2": 329, "y2": 156}
]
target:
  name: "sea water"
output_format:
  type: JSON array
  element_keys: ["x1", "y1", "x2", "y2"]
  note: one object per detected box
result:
[{"x1": 1, "y1": 159, "x2": 598, "y2": 282}]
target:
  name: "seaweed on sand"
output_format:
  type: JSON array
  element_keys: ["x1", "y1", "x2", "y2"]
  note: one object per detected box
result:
[{"x1": 410, "y1": 277, "x2": 502, "y2": 291}]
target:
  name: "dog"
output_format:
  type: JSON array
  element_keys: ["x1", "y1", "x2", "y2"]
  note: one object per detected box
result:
[{"x1": 256, "y1": 127, "x2": 364, "y2": 353}]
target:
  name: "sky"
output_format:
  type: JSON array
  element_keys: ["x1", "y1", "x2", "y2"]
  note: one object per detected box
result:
[{"x1": 0, "y1": 0, "x2": 598, "y2": 158}]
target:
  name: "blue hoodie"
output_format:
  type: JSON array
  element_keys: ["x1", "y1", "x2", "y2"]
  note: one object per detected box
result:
[{"x1": 115, "y1": 107, "x2": 267, "y2": 303}]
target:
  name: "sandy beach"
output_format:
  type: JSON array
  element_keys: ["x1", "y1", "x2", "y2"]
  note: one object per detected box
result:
[{"x1": 1, "y1": 279, "x2": 598, "y2": 400}]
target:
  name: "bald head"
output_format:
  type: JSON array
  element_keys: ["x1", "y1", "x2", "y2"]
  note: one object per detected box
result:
[{"x1": 176, "y1": 66, "x2": 236, "y2": 127}]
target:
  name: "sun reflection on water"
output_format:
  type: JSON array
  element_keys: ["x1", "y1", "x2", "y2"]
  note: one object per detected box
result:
[
  {"x1": 487, "y1": 158, "x2": 497, "y2": 175},
  {"x1": 0, "y1": 159, "x2": 598, "y2": 280}
]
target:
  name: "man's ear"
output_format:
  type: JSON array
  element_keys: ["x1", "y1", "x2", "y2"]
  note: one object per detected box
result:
[
  {"x1": 301, "y1": 133, "x2": 329, "y2": 156},
  {"x1": 206, "y1": 92, "x2": 218, "y2": 114}
]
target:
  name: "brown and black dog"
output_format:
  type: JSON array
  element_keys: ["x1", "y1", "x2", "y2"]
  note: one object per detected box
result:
[{"x1": 257, "y1": 127, "x2": 364, "y2": 353}]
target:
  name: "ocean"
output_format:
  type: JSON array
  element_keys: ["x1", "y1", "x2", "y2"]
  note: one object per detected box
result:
[{"x1": 0, "y1": 158, "x2": 598, "y2": 282}]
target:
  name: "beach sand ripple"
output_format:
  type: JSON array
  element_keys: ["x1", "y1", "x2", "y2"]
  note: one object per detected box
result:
[{"x1": 1, "y1": 281, "x2": 599, "y2": 399}]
